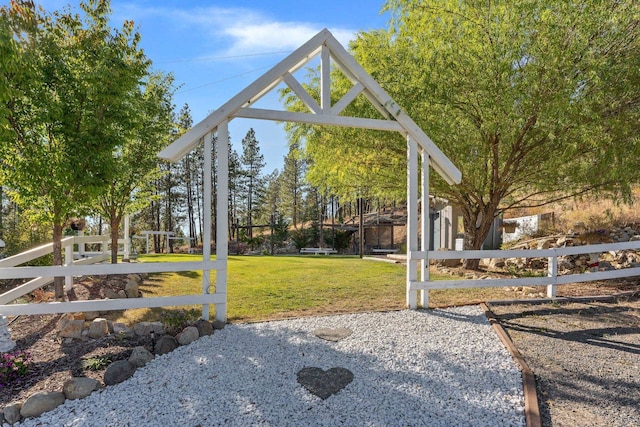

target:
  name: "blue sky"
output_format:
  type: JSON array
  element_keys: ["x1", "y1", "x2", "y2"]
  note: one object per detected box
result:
[{"x1": 35, "y1": 0, "x2": 391, "y2": 171}]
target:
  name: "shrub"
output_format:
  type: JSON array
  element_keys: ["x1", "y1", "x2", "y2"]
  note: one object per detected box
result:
[
  {"x1": 161, "y1": 308, "x2": 200, "y2": 335},
  {"x1": 0, "y1": 351, "x2": 32, "y2": 387}
]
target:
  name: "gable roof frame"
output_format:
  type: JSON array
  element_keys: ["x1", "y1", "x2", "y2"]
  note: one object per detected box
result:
[
  {"x1": 158, "y1": 28, "x2": 461, "y2": 186},
  {"x1": 158, "y1": 29, "x2": 462, "y2": 319}
]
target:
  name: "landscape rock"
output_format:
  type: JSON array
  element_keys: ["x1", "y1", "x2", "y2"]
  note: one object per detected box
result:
[
  {"x1": 194, "y1": 319, "x2": 214, "y2": 336},
  {"x1": 113, "y1": 322, "x2": 135, "y2": 338},
  {"x1": 154, "y1": 335, "x2": 179, "y2": 355},
  {"x1": 83, "y1": 311, "x2": 100, "y2": 321},
  {"x1": 87, "y1": 318, "x2": 109, "y2": 339},
  {"x1": 127, "y1": 273, "x2": 142, "y2": 283},
  {"x1": 117, "y1": 290, "x2": 127, "y2": 299},
  {"x1": 124, "y1": 280, "x2": 139, "y2": 298},
  {"x1": 103, "y1": 289, "x2": 121, "y2": 299},
  {"x1": 4, "y1": 402, "x2": 22, "y2": 425},
  {"x1": 176, "y1": 326, "x2": 199, "y2": 346},
  {"x1": 134, "y1": 321, "x2": 164, "y2": 337},
  {"x1": 20, "y1": 391, "x2": 65, "y2": 418},
  {"x1": 63, "y1": 377, "x2": 101, "y2": 400},
  {"x1": 212, "y1": 320, "x2": 226, "y2": 330},
  {"x1": 104, "y1": 360, "x2": 136, "y2": 386},
  {"x1": 58, "y1": 319, "x2": 84, "y2": 339},
  {"x1": 129, "y1": 346, "x2": 155, "y2": 367}
]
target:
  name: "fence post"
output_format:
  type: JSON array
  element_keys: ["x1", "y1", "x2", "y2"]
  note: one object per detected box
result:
[
  {"x1": 406, "y1": 136, "x2": 419, "y2": 309},
  {"x1": 546, "y1": 253, "x2": 557, "y2": 298},
  {"x1": 65, "y1": 244, "x2": 73, "y2": 292},
  {"x1": 420, "y1": 151, "x2": 430, "y2": 308}
]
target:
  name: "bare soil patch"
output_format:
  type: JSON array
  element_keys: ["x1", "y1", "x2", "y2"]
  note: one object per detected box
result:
[{"x1": 489, "y1": 292, "x2": 640, "y2": 427}]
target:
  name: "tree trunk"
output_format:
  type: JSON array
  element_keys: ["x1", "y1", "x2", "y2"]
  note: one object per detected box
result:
[
  {"x1": 110, "y1": 212, "x2": 120, "y2": 264},
  {"x1": 52, "y1": 221, "x2": 64, "y2": 301},
  {"x1": 461, "y1": 204, "x2": 498, "y2": 270}
]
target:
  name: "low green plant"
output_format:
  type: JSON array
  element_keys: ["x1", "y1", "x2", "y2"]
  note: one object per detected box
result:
[
  {"x1": 161, "y1": 308, "x2": 199, "y2": 334},
  {"x1": 81, "y1": 355, "x2": 111, "y2": 371},
  {"x1": 0, "y1": 350, "x2": 32, "y2": 387}
]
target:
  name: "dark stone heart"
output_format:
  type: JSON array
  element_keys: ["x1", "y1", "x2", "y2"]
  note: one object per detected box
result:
[
  {"x1": 313, "y1": 327, "x2": 353, "y2": 342},
  {"x1": 297, "y1": 367, "x2": 354, "y2": 400}
]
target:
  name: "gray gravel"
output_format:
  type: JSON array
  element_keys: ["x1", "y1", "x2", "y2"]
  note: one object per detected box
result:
[
  {"x1": 489, "y1": 299, "x2": 640, "y2": 427},
  {"x1": 16, "y1": 307, "x2": 525, "y2": 426}
]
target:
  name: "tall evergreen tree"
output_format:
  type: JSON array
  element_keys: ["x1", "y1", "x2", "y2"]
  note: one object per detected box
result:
[{"x1": 239, "y1": 128, "x2": 265, "y2": 240}]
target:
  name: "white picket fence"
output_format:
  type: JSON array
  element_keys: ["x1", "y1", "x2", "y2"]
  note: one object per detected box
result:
[{"x1": 409, "y1": 240, "x2": 640, "y2": 299}]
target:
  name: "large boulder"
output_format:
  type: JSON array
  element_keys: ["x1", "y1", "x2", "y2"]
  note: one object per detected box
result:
[
  {"x1": 103, "y1": 360, "x2": 136, "y2": 386},
  {"x1": 63, "y1": 377, "x2": 101, "y2": 400},
  {"x1": 87, "y1": 318, "x2": 109, "y2": 339},
  {"x1": 176, "y1": 326, "x2": 199, "y2": 346},
  {"x1": 20, "y1": 391, "x2": 65, "y2": 418},
  {"x1": 194, "y1": 319, "x2": 214, "y2": 337},
  {"x1": 128, "y1": 346, "x2": 155, "y2": 367},
  {"x1": 134, "y1": 321, "x2": 164, "y2": 337},
  {"x1": 4, "y1": 403, "x2": 22, "y2": 425},
  {"x1": 154, "y1": 335, "x2": 178, "y2": 355}
]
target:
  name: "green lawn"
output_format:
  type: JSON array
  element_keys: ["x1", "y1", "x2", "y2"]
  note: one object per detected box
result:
[{"x1": 115, "y1": 254, "x2": 525, "y2": 324}]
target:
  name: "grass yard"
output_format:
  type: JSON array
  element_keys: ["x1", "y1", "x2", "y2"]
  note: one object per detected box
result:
[{"x1": 114, "y1": 254, "x2": 527, "y2": 324}]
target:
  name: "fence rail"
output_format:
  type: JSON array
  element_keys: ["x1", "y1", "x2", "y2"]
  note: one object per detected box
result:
[
  {"x1": 0, "y1": 236, "x2": 224, "y2": 319},
  {"x1": 409, "y1": 240, "x2": 640, "y2": 299}
]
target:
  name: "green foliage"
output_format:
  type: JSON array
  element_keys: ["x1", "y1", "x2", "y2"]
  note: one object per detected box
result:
[
  {"x1": 324, "y1": 229, "x2": 352, "y2": 251},
  {"x1": 81, "y1": 355, "x2": 111, "y2": 372},
  {"x1": 160, "y1": 308, "x2": 199, "y2": 335},
  {"x1": 1, "y1": 350, "x2": 32, "y2": 387},
  {"x1": 289, "y1": 224, "x2": 320, "y2": 249}
]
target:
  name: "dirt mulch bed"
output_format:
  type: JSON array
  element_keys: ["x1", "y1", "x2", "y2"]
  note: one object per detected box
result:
[
  {"x1": 489, "y1": 292, "x2": 640, "y2": 427},
  {"x1": 1, "y1": 276, "x2": 153, "y2": 407}
]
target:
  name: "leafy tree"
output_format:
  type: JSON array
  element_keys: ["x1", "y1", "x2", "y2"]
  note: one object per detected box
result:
[
  {"x1": 295, "y1": 1, "x2": 640, "y2": 268},
  {"x1": 94, "y1": 72, "x2": 175, "y2": 263},
  {"x1": 0, "y1": 0, "x2": 151, "y2": 297}
]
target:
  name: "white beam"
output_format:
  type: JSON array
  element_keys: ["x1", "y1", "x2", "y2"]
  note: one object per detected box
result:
[
  {"x1": 406, "y1": 136, "x2": 419, "y2": 308},
  {"x1": 420, "y1": 151, "x2": 430, "y2": 307},
  {"x1": 0, "y1": 294, "x2": 225, "y2": 317},
  {"x1": 202, "y1": 132, "x2": 213, "y2": 320},
  {"x1": 234, "y1": 107, "x2": 404, "y2": 132},
  {"x1": 282, "y1": 72, "x2": 321, "y2": 114},
  {"x1": 158, "y1": 30, "x2": 331, "y2": 163},
  {"x1": 321, "y1": 44, "x2": 331, "y2": 113},
  {"x1": 216, "y1": 120, "x2": 229, "y2": 323},
  {"x1": 331, "y1": 82, "x2": 365, "y2": 116}
]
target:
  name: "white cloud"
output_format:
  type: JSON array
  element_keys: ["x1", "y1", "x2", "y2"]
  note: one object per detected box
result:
[{"x1": 113, "y1": 2, "x2": 358, "y2": 58}]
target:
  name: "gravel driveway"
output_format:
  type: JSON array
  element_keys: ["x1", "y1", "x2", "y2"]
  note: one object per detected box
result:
[
  {"x1": 488, "y1": 295, "x2": 640, "y2": 427},
  {"x1": 15, "y1": 307, "x2": 525, "y2": 427}
]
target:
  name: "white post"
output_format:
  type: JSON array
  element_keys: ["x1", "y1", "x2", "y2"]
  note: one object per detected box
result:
[
  {"x1": 406, "y1": 136, "x2": 419, "y2": 309},
  {"x1": 420, "y1": 150, "x2": 430, "y2": 308},
  {"x1": 321, "y1": 44, "x2": 331, "y2": 113},
  {"x1": 123, "y1": 215, "x2": 130, "y2": 260},
  {"x1": 64, "y1": 244, "x2": 73, "y2": 291},
  {"x1": 78, "y1": 229, "x2": 84, "y2": 257},
  {"x1": 216, "y1": 121, "x2": 229, "y2": 323},
  {"x1": 202, "y1": 132, "x2": 213, "y2": 320},
  {"x1": 547, "y1": 255, "x2": 557, "y2": 298},
  {"x1": 145, "y1": 234, "x2": 150, "y2": 254}
]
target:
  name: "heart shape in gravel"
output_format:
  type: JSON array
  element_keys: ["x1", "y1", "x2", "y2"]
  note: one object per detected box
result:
[
  {"x1": 312, "y1": 327, "x2": 353, "y2": 342},
  {"x1": 297, "y1": 367, "x2": 354, "y2": 400}
]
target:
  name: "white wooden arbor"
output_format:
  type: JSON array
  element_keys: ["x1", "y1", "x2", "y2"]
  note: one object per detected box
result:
[{"x1": 158, "y1": 29, "x2": 461, "y2": 321}]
